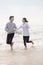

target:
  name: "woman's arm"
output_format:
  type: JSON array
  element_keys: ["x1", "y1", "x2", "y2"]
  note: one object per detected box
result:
[
  {"x1": 17, "y1": 25, "x2": 23, "y2": 30},
  {"x1": 14, "y1": 25, "x2": 23, "y2": 34}
]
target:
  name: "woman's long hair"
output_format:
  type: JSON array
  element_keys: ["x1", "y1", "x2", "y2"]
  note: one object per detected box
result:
[{"x1": 23, "y1": 18, "x2": 28, "y2": 22}]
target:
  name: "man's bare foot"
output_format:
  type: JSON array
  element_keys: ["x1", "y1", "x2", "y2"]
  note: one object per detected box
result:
[
  {"x1": 11, "y1": 46, "x2": 13, "y2": 50},
  {"x1": 10, "y1": 43, "x2": 14, "y2": 50}
]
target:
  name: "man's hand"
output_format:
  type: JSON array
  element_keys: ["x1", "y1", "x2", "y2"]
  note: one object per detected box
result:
[{"x1": 5, "y1": 29, "x2": 9, "y2": 32}]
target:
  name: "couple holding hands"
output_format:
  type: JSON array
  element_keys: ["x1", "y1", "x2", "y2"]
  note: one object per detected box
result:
[{"x1": 5, "y1": 16, "x2": 34, "y2": 50}]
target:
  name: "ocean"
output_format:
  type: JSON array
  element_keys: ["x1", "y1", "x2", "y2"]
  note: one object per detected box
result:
[{"x1": 0, "y1": 25, "x2": 43, "y2": 47}]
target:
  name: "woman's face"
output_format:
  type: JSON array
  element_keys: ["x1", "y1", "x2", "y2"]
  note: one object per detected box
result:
[{"x1": 22, "y1": 19, "x2": 25, "y2": 23}]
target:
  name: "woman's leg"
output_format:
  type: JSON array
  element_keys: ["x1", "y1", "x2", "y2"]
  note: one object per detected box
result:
[
  {"x1": 27, "y1": 36, "x2": 34, "y2": 45},
  {"x1": 23, "y1": 36, "x2": 27, "y2": 47},
  {"x1": 28, "y1": 41, "x2": 34, "y2": 44}
]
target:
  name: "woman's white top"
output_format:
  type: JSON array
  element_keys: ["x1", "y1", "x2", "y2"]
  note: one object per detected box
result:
[{"x1": 18, "y1": 22, "x2": 29, "y2": 36}]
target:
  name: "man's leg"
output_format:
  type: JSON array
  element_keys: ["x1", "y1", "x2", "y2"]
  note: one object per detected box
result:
[
  {"x1": 6, "y1": 34, "x2": 10, "y2": 44},
  {"x1": 9, "y1": 33, "x2": 14, "y2": 50}
]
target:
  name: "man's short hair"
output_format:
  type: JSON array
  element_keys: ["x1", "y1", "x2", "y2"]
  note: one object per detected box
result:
[{"x1": 9, "y1": 16, "x2": 14, "y2": 20}]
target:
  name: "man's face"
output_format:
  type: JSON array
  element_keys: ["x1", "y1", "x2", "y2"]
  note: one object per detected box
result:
[{"x1": 10, "y1": 17, "x2": 14, "y2": 22}]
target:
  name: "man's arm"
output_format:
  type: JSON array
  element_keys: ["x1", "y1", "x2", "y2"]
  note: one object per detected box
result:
[{"x1": 14, "y1": 23, "x2": 17, "y2": 32}]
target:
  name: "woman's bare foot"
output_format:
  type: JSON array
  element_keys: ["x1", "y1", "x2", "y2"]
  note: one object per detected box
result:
[{"x1": 32, "y1": 41, "x2": 34, "y2": 46}]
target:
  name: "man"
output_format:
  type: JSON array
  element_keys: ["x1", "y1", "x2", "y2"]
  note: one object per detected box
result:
[{"x1": 5, "y1": 16, "x2": 17, "y2": 50}]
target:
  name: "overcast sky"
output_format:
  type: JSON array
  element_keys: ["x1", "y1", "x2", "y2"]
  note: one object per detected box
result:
[{"x1": 0, "y1": 0, "x2": 43, "y2": 28}]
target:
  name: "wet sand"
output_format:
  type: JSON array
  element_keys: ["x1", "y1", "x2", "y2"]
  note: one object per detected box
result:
[{"x1": 0, "y1": 43, "x2": 43, "y2": 65}]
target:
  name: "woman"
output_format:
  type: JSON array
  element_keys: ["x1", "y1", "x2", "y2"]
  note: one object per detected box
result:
[{"x1": 18, "y1": 18, "x2": 34, "y2": 48}]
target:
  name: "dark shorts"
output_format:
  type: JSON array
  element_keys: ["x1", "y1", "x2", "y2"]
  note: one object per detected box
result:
[
  {"x1": 6, "y1": 33, "x2": 14, "y2": 44},
  {"x1": 23, "y1": 36, "x2": 29, "y2": 43}
]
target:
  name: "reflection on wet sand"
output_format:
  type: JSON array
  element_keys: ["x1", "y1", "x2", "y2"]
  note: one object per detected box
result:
[{"x1": 0, "y1": 43, "x2": 43, "y2": 65}]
